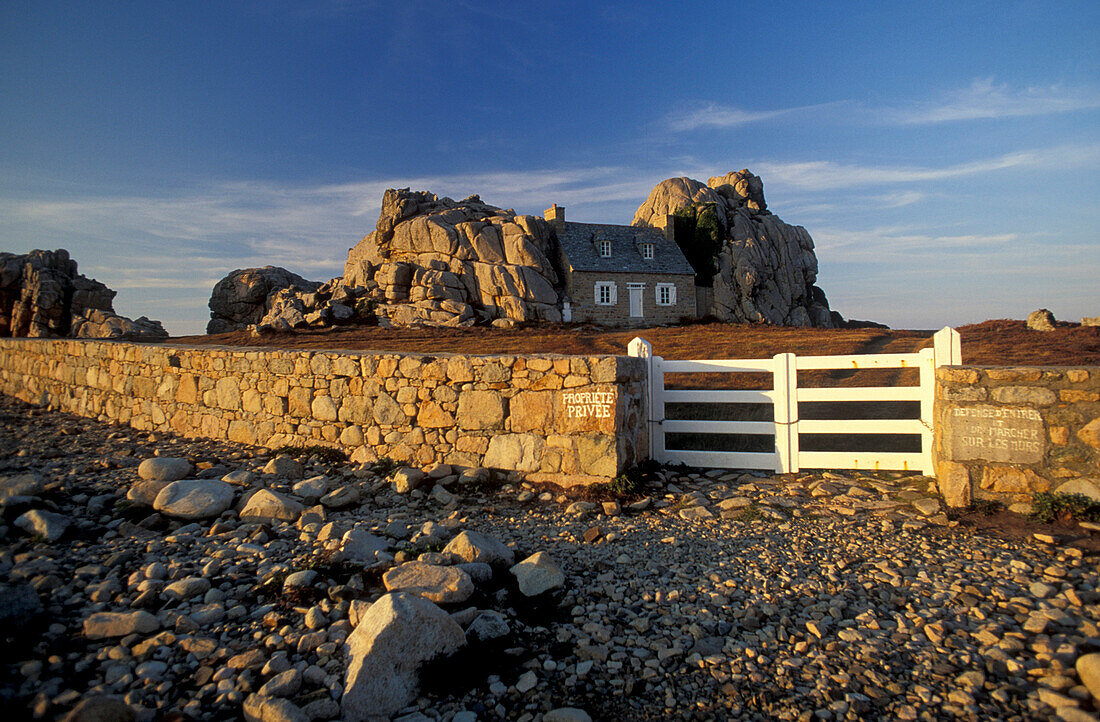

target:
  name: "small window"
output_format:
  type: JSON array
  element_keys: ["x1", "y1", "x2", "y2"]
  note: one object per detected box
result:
[
  {"x1": 598, "y1": 239, "x2": 612, "y2": 258},
  {"x1": 595, "y1": 281, "x2": 617, "y2": 306},
  {"x1": 641, "y1": 243, "x2": 654, "y2": 260},
  {"x1": 656, "y1": 283, "x2": 676, "y2": 306}
]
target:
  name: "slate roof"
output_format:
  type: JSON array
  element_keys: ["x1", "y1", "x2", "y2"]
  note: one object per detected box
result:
[{"x1": 555, "y1": 222, "x2": 695, "y2": 276}]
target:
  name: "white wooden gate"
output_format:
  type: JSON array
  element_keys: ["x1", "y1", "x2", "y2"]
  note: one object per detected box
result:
[{"x1": 626, "y1": 327, "x2": 961, "y2": 475}]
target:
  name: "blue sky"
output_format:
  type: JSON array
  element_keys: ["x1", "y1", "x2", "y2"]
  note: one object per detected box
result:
[{"x1": 1, "y1": 1, "x2": 1097, "y2": 335}]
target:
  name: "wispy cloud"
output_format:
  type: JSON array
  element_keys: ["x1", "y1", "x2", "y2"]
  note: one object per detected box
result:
[
  {"x1": 812, "y1": 227, "x2": 1021, "y2": 260},
  {"x1": 670, "y1": 80, "x2": 1099, "y2": 133},
  {"x1": 868, "y1": 190, "x2": 928, "y2": 208},
  {"x1": 756, "y1": 142, "x2": 1100, "y2": 191},
  {"x1": 666, "y1": 101, "x2": 839, "y2": 131},
  {"x1": 888, "y1": 78, "x2": 1100, "y2": 124}
]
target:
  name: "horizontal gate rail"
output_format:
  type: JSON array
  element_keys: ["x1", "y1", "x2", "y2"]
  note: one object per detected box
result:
[
  {"x1": 798, "y1": 451, "x2": 926, "y2": 471},
  {"x1": 660, "y1": 358, "x2": 776, "y2": 373},
  {"x1": 797, "y1": 386, "x2": 923, "y2": 402},
  {"x1": 795, "y1": 353, "x2": 925, "y2": 370},
  {"x1": 663, "y1": 389, "x2": 776, "y2": 404},
  {"x1": 627, "y1": 327, "x2": 961, "y2": 475},
  {"x1": 663, "y1": 419, "x2": 777, "y2": 435},
  {"x1": 663, "y1": 449, "x2": 781, "y2": 470},
  {"x1": 797, "y1": 418, "x2": 926, "y2": 434}
]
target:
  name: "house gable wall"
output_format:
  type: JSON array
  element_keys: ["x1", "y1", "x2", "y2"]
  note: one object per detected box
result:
[{"x1": 567, "y1": 270, "x2": 696, "y2": 326}]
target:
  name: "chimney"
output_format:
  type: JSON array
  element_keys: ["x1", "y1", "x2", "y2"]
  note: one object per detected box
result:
[
  {"x1": 544, "y1": 203, "x2": 565, "y2": 229},
  {"x1": 663, "y1": 213, "x2": 678, "y2": 243}
]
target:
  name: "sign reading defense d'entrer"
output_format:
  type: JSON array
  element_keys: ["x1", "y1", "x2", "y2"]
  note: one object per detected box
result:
[{"x1": 947, "y1": 405, "x2": 1044, "y2": 464}]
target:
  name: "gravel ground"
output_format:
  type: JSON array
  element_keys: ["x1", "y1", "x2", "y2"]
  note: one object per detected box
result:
[{"x1": 1, "y1": 393, "x2": 1098, "y2": 722}]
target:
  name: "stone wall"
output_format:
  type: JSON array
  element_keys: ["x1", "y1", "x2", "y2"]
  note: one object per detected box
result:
[
  {"x1": 934, "y1": 366, "x2": 1100, "y2": 508},
  {"x1": 568, "y1": 270, "x2": 697, "y2": 326},
  {"x1": 0, "y1": 339, "x2": 648, "y2": 486}
]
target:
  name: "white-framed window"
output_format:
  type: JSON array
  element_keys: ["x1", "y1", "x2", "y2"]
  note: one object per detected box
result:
[
  {"x1": 641, "y1": 243, "x2": 654, "y2": 260},
  {"x1": 598, "y1": 239, "x2": 612, "y2": 258},
  {"x1": 655, "y1": 283, "x2": 676, "y2": 306},
  {"x1": 594, "y1": 281, "x2": 617, "y2": 306}
]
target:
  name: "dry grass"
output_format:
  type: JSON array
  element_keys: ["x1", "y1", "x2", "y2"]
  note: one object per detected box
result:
[{"x1": 169, "y1": 318, "x2": 1100, "y2": 366}]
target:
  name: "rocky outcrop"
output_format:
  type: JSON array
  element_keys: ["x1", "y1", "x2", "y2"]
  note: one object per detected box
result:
[
  {"x1": 253, "y1": 278, "x2": 379, "y2": 335},
  {"x1": 206, "y1": 266, "x2": 321, "y2": 334},
  {"x1": 0, "y1": 249, "x2": 166, "y2": 340},
  {"x1": 1027, "y1": 308, "x2": 1056, "y2": 331},
  {"x1": 70, "y1": 309, "x2": 167, "y2": 340},
  {"x1": 632, "y1": 170, "x2": 834, "y2": 327},
  {"x1": 342, "y1": 188, "x2": 562, "y2": 327},
  {"x1": 206, "y1": 266, "x2": 386, "y2": 336}
]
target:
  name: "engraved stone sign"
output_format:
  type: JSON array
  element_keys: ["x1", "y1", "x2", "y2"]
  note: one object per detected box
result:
[
  {"x1": 946, "y1": 405, "x2": 1044, "y2": 464},
  {"x1": 558, "y1": 388, "x2": 618, "y2": 433},
  {"x1": 562, "y1": 389, "x2": 615, "y2": 419}
]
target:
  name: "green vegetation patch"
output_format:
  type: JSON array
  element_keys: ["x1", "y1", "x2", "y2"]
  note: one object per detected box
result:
[
  {"x1": 672, "y1": 203, "x2": 723, "y2": 286},
  {"x1": 586, "y1": 459, "x2": 661, "y2": 500},
  {"x1": 370, "y1": 456, "x2": 399, "y2": 478},
  {"x1": 1031, "y1": 491, "x2": 1100, "y2": 524},
  {"x1": 732, "y1": 505, "x2": 763, "y2": 523}
]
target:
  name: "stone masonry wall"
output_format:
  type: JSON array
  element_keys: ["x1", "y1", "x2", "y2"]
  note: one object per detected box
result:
[
  {"x1": 934, "y1": 365, "x2": 1100, "y2": 508},
  {"x1": 569, "y1": 270, "x2": 697, "y2": 326},
  {"x1": 0, "y1": 339, "x2": 648, "y2": 486}
]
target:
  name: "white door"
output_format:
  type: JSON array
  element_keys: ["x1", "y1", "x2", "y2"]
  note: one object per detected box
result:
[{"x1": 628, "y1": 284, "x2": 644, "y2": 318}]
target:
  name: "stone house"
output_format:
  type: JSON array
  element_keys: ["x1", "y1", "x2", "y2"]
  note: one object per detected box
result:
[{"x1": 544, "y1": 205, "x2": 697, "y2": 326}]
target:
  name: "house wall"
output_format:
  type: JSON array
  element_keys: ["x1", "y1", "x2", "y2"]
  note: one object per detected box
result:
[
  {"x1": 566, "y1": 271, "x2": 697, "y2": 326},
  {"x1": 0, "y1": 338, "x2": 649, "y2": 486}
]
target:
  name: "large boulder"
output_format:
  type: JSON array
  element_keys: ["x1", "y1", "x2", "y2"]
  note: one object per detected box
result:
[
  {"x1": 0, "y1": 473, "x2": 42, "y2": 500},
  {"x1": 206, "y1": 266, "x2": 320, "y2": 334},
  {"x1": 442, "y1": 530, "x2": 515, "y2": 567},
  {"x1": 342, "y1": 189, "x2": 562, "y2": 328},
  {"x1": 0, "y1": 249, "x2": 166, "y2": 339},
  {"x1": 381, "y1": 562, "x2": 474, "y2": 604},
  {"x1": 342, "y1": 592, "x2": 466, "y2": 720},
  {"x1": 632, "y1": 171, "x2": 834, "y2": 327},
  {"x1": 83, "y1": 611, "x2": 160, "y2": 639},
  {"x1": 153, "y1": 479, "x2": 235, "y2": 520},
  {"x1": 510, "y1": 551, "x2": 565, "y2": 596},
  {"x1": 137, "y1": 457, "x2": 192, "y2": 482},
  {"x1": 14, "y1": 509, "x2": 70, "y2": 542},
  {"x1": 61, "y1": 696, "x2": 136, "y2": 722},
  {"x1": 239, "y1": 489, "x2": 303, "y2": 524},
  {"x1": 1027, "y1": 308, "x2": 1056, "y2": 331}
]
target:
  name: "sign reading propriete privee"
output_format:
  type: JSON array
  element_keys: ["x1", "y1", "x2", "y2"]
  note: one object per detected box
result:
[{"x1": 562, "y1": 389, "x2": 616, "y2": 419}]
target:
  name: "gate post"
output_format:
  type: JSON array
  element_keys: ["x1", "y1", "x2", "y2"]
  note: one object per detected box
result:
[
  {"x1": 918, "y1": 348, "x2": 936, "y2": 475},
  {"x1": 924, "y1": 327, "x2": 960, "y2": 475},
  {"x1": 932, "y1": 327, "x2": 961, "y2": 367},
  {"x1": 773, "y1": 352, "x2": 799, "y2": 473},
  {"x1": 627, "y1": 337, "x2": 663, "y2": 462}
]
